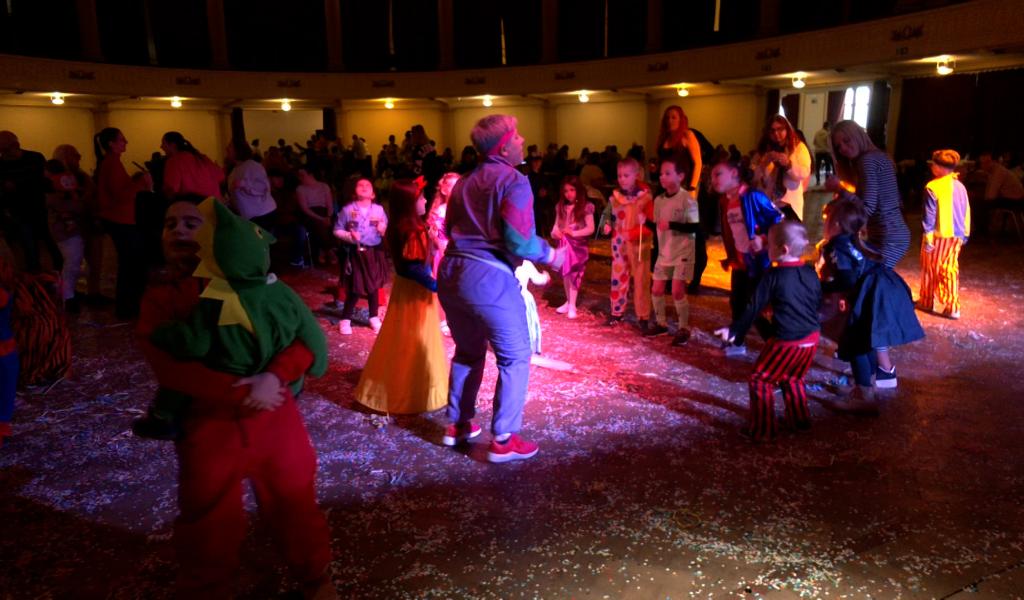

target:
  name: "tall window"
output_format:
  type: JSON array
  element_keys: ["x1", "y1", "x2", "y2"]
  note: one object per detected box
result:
[{"x1": 842, "y1": 85, "x2": 872, "y2": 128}]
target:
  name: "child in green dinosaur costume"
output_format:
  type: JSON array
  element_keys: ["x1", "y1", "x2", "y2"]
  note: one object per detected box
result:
[{"x1": 133, "y1": 197, "x2": 328, "y2": 440}]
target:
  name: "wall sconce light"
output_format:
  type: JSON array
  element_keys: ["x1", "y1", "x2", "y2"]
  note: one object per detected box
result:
[
  {"x1": 936, "y1": 56, "x2": 955, "y2": 76},
  {"x1": 50, "y1": 92, "x2": 65, "y2": 105},
  {"x1": 676, "y1": 86, "x2": 690, "y2": 97},
  {"x1": 791, "y1": 75, "x2": 806, "y2": 89},
  {"x1": 578, "y1": 91, "x2": 590, "y2": 103},
  {"x1": 384, "y1": 99, "x2": 395, "y2": 110},
  {"x1": 170, "y1": 96, "x2": 183, "y2": 108},
  {"x1": 482, "y1": 95, "x2": 493, "y2": 108}
]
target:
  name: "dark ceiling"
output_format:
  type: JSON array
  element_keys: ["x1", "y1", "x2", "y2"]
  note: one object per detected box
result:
[{"x1": 0, "y1": 0, "x2": 970, "y2": 73}]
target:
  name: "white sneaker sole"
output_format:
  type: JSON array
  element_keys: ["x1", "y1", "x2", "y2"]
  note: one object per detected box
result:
[
  {"x1": 487, "y1": 447, "x2": 539, "y2": 463},
  {"x1": 442, "y1": 427, "x2": 481, "y2": 446},
  {"x1": 875, "y1": 378, "x2": 898, "y2": 389}
]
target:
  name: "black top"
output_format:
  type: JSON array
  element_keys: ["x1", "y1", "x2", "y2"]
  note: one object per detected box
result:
[{"x1": 731, "y1": 262, "x2": 821, "y2": 342}]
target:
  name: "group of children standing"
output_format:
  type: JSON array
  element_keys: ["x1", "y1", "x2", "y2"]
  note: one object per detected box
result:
[{"x1": 583, "y1": 146, "x2": 971, "y2": 442}]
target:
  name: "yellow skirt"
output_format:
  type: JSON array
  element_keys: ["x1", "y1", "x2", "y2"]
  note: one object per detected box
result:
[{"x1": 355, "y1": 275, "x2": 449, "y2": 414}]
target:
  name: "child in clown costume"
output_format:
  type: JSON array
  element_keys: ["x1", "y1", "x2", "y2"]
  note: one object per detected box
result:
[{"x1": 135, "y1": 197, "x2": 334, "y2": 598}]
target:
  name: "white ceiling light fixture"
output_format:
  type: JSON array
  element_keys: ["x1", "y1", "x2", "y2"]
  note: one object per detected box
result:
[
  {"x1": 281, "y1": 99, "x2": 292, "y2": 112},
  {"x1": 170, "y1": 96, "x2": 183, "y2": 108},
  {"x1": 384, "y1": 99, "x2": 395, "y2": 109},
  {"x1": 676, "y1": 85, "x2": 690, "y2": 97},
  {"x1": 50, "y1": 92, "x2": 65, "y2": 105},
  {"x1": 578, "y1": 91, "x2": 590, "y2": 103},
  {"x1": 936, "y1": 55, "x2": 955, "y2": 76},
  {"x1": 791, "y1": 73, "x2": 807, "y2": 89},
  {"x1": 482, "y1": 95, "x2": 493, "y2": 107}
]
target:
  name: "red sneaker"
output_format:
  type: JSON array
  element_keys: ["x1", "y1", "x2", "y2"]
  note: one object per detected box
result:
[
  {"x1": 442, "y1": 421, "x2": 481, "y2": 446},
  {"x1": 487, "y1": 434, "x2": 539, "y2": 463}
]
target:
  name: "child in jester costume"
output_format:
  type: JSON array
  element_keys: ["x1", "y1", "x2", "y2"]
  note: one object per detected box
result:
[
  {"x1": 134, "y1": 197, "x2": 335, "y2": 598},
  {"x1": 133, "y1": 198, "x2": 328, "y2": 439}
]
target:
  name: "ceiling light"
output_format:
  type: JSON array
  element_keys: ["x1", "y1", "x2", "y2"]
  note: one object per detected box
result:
[
  {"x1": 50, "y1": 92, "x2": 65, "y2": 105},
  {"x1": 281, "y1": 99, "x2": 292, "y2": 112},
  {"x1": 578, "y1": 91, "x2": 590, "y2": 103},
  {"x1": 676, "y1": 86, "x2": 690, "y2": 97},
  {"x1": 791, "y1": 74, "x2": 806, "y2": 89},
  {"x1": 936, "y1": 56, "x2": 955, "y2": 76},
  {"x1": 170, "y1": 96, "x2": 182, "y2": 108},
  {"x1": 482, "y1": 95, "x2": 493, "y2": 107},
  {"x1": 384, "y1": 99, "x2": 394, "y2": 109}
]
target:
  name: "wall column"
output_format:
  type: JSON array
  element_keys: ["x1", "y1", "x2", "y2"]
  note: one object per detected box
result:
[
  {"x1": 325, "y1": 0, "x2": 344, "y2": 72},
  {"x1": 645, "y1": 96, "x2": 662, "y2": 158},
  {"x1": 758, "y1": 0, "x2": 781, "y2": 37},
  {"x1": 206, "y1": 0, "x2": 230, "y2": 69},
  {"x1": 438, "y1": 0, "x2": 455, "y2": 70},
  {"x1": 440, "y1": 102, "x2": 455, "y2": 154},
  {"x1": 75, "y1": 0, "x2": 104, "y2": 62},
  {"x1": 541, "y1": 1, "x2": 558, "y2": 64},
  {"x1": 645, "y1": 0, "x2": 663, "y2": 54},
  {"x1": 543, "y1": 100, "x2": 558, "y2": 147}
]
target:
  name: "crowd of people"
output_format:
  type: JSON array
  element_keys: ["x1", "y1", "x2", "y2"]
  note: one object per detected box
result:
[{"x1": 0, "y1": 100, "x2": 1018, "y2": 596}]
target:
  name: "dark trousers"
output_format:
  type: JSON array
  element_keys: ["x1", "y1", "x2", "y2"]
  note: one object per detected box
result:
[
  {"x1": 103, "y1": 221, "x2": 146, "y2": 319},
  {"x1": 729, "y1": 268, "x2": 772, "y2": 346},
  {"x1": 850, "y1": 351, "x2": 879, "y2": 387},
  {"x1": 341, "y1": 291, "x2": 379, "y2": 321}
]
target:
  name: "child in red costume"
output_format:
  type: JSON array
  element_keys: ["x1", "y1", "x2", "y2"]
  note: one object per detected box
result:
[{"x1": 137, "y1": 198, "x2": 335, "y2": 599}]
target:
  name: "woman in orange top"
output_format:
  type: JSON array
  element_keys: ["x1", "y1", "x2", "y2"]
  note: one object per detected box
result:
[{"x1": 94, "y1": 127, "x2": 151, "y2": 319}]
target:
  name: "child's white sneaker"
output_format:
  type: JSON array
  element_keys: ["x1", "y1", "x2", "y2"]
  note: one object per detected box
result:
[
  {"x1": 567, "y1": 307, "x2": 578, "y2": 319},
  {"x1": 369, "y1": 316, "x2": 383, "y2": 333},
  {"x1": 338, "y1": 319, "x2": 353, "y2": 335},
  {"x1": 724, "y1": 344, "x2": 747, "y2": 358},
  {"x1": 556, "y1": 303, "x2": 570, "y2": 314}
]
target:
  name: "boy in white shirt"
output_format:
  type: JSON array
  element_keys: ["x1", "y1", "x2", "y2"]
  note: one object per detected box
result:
[{"x1": 645, "y1": 155, "x2": 700, "y2": 346}]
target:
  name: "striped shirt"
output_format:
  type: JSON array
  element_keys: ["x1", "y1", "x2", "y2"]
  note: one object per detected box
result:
[{"x1": 840, "y1": 151, "x2": 910, "y2": 269}]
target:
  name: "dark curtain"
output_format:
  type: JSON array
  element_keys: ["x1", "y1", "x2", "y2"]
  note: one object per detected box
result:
[
  {"x1": 895, "y1": 73, "x2": 976, "y2": 161},
  {"x1": 867, "y1": 80, "x2": 891, "y2": 150},
  {"x1": 781, "y1": 94, "x2": 800, "y2": 129},
  {"x1": 231, "y1": 108, "x2": 246, "y2": 147},
  {"x1": 323, "y1": 108, "x2": 337, "y2": 141},
  {"x1": 826, "y1": 90, "x2": 845, "y2": 125}
]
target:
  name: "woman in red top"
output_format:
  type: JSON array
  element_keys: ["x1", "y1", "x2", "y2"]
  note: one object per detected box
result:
[
  {"x1": 94, "y1": 127, "x2": 150, "y2": 319},
  {"x1": 160, "y1": 131, "x2": 224, "y2": 200}
]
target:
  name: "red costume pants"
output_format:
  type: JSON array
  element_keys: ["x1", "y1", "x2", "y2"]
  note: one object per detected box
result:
[
  {"x1": 174, "y1": 396, "x2": 331, "y2": 598},
  {"x1": 919, "y1": 236, "x2": 962, "y2": 315},
  {"x1": 748, "y1": 332, "x2": 819, "y2": 441}
]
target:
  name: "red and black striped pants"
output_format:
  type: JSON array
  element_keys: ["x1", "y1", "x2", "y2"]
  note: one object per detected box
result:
[
  {"x1": 919, "y1": 237, "x2": 963, "y2": 315},
  {"x1": 748, "y1": 332, "x2": 819, "y2": 441}
]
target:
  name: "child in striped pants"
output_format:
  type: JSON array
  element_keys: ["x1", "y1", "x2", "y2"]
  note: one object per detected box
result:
[
  {"x1": 919, "y1": 149, "x2": 970, "y2": 320},
  {"x1": 716, "y1": 221, "x2": 821, "y2": 441}
]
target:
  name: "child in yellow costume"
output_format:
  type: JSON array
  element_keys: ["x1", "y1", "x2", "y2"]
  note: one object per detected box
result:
[{"x1": 356, "y1": 179, "x2": 448, "y2": 414}]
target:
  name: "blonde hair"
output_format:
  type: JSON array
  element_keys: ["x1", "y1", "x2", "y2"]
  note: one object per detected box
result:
[
  {"x1": 470, "y1": 114, "x2": 517, "y2": 155},
  {"x1": 830, "y1": 120, "x2": 879, "y2": 184}
]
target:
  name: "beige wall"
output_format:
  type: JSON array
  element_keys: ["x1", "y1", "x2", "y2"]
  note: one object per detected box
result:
[
  {"x1": 657, "y1": 93, "x2": 762, "y2": 154},
  {"x1": 108, "y1": 108, "x2": 226, "y2": 172},
  {"x1": 450, "y1": 105, "x2": 546, "y2": 154},
  {"x1": 244, "y1": 109, "x2": 323, "y2": 154},
  {"x1": 341, "y1": 108, "x2": 445, "y2": 157},
  {"x1": 0, "y1": 105, "x2": 96, "y2": 171},
  {"x1": 556, "y1": 100, "x2": 647, "y2": 158}
]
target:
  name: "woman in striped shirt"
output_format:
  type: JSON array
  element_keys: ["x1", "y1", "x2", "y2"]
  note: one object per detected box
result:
[{"x1": 825, "y1": 120, "x2": 910, "y2": 269}]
